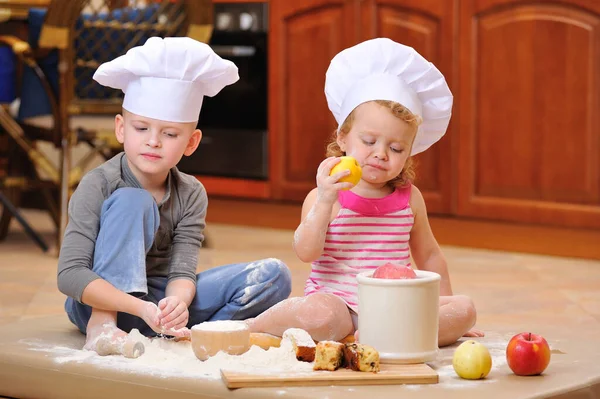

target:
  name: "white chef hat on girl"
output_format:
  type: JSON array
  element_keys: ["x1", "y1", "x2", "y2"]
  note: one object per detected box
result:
[
  {"x1": 325, "y1": 38, "x2": 453, "y2": 155},
  {"x1": 93, "y1": 36, "x2": 239, "y2": 123}
]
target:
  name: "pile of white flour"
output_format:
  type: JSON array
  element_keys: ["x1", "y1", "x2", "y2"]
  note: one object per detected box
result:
[
  {"x1": 21, "y1": 334, "x2": 510, "y2": 389},
  {"x1": 21, "y1": 329, "x2": 313, "y2": 380}
]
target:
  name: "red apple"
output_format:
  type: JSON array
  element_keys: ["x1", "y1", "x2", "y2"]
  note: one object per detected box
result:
[
  {"x1": 372, "y1": 263, "x2": 417, "y2": 279},
  {"x1": 506, "y1": 332, "x2": 551, "y2": 376}
]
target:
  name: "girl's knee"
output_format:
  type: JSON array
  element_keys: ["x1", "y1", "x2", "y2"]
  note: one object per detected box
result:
[
  {"x1": 300, "y1": 294, "x2": 353, "y2": 341},
  {"x1": 438, "y1": 295, "x2": 477, "y2": 346},
  {"x1": 458, "y1": 295, "x2": 477, "y2": 326},
  {"x1": 446, "y1": 295, "x2": 477, "y2": 330}
]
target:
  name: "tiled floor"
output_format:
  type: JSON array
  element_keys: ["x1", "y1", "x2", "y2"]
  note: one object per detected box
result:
[{"x1": 1, "y1": 208, "x2": 599, "y2": 338}]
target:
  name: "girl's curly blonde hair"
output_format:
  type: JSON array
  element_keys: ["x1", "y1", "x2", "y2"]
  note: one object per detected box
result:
[{"x1": 326, "y1": 100, "x2": 422, "y2": 188}]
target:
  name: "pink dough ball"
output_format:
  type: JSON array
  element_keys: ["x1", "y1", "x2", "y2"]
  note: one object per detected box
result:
[{"x1": 372, "y1": 263, "x2": 417, "y2": 279}]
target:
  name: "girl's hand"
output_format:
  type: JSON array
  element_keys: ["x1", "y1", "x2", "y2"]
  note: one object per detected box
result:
[
  {"x1": 157, "y1": 296, "x2": 190, "y2": 337},
  {"x1": 316, "y1": 157, "x2": 354, "y2": 204}
]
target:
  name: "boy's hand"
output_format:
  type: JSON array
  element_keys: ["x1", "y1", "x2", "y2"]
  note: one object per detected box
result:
[
  {"x1": 316, "y1": 157, "x2": 354, "y2": 204},
  {"x1": 138, "y1": 301, "x2": 162, "y2": 334},
  {"x1": 158, "y1": 296, "x2": 190, "y2": 335}
]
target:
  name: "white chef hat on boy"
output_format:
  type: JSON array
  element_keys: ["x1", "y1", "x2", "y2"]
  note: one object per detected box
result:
[
  {"x1": 325, "y1": 38, "x2": 453, "y2": 155},
  {"x1": 93, "y1": 36, "x2": 239, "y2": 123}
]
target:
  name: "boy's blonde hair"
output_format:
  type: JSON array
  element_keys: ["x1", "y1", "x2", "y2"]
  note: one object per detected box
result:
[{"x1": 326, "y1": 100, "x2": 422, "y2": 188}]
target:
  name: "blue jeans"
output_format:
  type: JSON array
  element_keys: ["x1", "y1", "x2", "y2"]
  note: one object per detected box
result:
[{"x1": 65, "y1": 188, "x2": 292, "y2": 336}]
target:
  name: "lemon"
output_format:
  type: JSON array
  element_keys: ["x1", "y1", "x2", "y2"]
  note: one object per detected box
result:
[
  {"x1": 330, "y1": 156, "x2": 362, "y2": 189},
  {"x1": 452, "y1": 340, "x2": 492, "y2": 380}
]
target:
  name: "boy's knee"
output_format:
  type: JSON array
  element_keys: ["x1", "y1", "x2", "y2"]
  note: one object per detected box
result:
[
  {"x1": 110, "y1": 187, "x2": 155, "y2": 210},
  {"x1": 104, "y1": 188, "x2": 158, "y2": 228},
  {"x1": 241, "y1": 258, "x2": 291, "y2": 305},
  {"x1": 261, "y1": 258, "x2": 292, "y2": 296}
]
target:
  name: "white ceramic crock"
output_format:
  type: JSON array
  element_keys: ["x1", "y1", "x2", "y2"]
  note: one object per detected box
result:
[{"x1": 357, "y1": 269, "x2": 440, "y2": 364}]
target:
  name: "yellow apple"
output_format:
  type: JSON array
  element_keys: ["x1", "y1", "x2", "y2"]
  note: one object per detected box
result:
[
  {"x1": 452, "y1": 340, "x2": 492, "y2": 380},
  {"x1": 330, "y1": 156, "x2": 362, "y2": 189}
]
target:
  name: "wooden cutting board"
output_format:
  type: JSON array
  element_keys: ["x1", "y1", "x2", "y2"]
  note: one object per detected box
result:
[{"x1": 221, "y1": 363, "x2": 438, "y2": 388}]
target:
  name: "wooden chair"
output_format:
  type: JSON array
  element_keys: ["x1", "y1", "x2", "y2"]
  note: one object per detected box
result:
[
  {"x1": 0, "y1": 113, "x2": 50, "y2": 251},
  {"x1": 0, "y1": 0, "x2": 214, "y2": 249}
]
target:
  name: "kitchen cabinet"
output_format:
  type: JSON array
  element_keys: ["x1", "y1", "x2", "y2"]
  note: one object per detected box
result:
[
  {"x1": 265, "y1": 0, "x2": 600, "y2": 229},
  {"x1": 357, "y1": 0, "x2": 457, "y2": 213},
  {"x1": 5, "y1": 0, "x2": 597, "y2": 228},
  {"x1": 457, "y1": 0, "x2": 600, "y2": 229},
  {"x1": 199, "y1": 0, "x2": 600, "y2": 230},
  {"x1": 268, "y1": 0, "x2": 356, "y2": 201},
  {"x1": 269, "y1": 0, "x2": 456, "y2": 214}
]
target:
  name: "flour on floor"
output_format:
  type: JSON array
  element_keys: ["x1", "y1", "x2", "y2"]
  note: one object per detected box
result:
[
  {"x1": 20, "y1": 330, "x2": 313, "y2": 380},
  {"x1": 20, "y1": 334, "x2": 510, "y2": 389}
]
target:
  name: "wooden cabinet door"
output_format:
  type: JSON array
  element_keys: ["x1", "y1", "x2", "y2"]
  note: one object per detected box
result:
[
  {"x1": 358, "y1": 0, "x2": 458, "y2": 214},
  {"x1": 458, "y1": 0, "x2": 600, "y2": 228},
  {"x1": 269, "y1": 0, "x2": 357, "y2": 201}
]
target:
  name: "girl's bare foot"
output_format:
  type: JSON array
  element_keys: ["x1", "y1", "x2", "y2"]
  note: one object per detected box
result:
[{"x1": 463, "y1": 328, "x2": 485, "y2": 338}]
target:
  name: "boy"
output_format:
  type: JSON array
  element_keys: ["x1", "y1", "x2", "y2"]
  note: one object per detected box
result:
[{"x1": 57, "y1": 37, "x2": 291, "y2": 356}]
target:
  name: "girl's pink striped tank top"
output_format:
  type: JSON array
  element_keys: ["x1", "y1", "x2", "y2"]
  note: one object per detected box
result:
[{"x1": 304, "y1": 185, "x2": 413, "y2": 312}]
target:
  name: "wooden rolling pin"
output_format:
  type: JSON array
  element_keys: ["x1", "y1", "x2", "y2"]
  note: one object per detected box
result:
[
  {"x1": 95, "y1": 336, "x2": 145, "y2": 358},
  {"x1": 249, "y1": 332, "x2": 283, "y2": 350},
  {"x1": 250, "y1": 332, "x2": 355, "y2": 349},
  {"x1": 176, "y1": 332, "x2": 355, "y2": 350}
]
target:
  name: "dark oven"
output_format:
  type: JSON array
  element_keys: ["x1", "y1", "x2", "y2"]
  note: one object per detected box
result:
[{"x1": 177, "y1": 3, "x2": 268, "y2": 180}]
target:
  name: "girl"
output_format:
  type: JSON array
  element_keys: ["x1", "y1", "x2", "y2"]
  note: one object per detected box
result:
[{"x1": 247, "y1": 38, "x2": 483, "y2": 347}]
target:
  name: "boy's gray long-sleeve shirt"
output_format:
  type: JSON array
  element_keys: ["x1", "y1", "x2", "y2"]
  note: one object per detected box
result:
[{"x1": 57, "y1": 152, "x2": 207, "y2": 303}]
